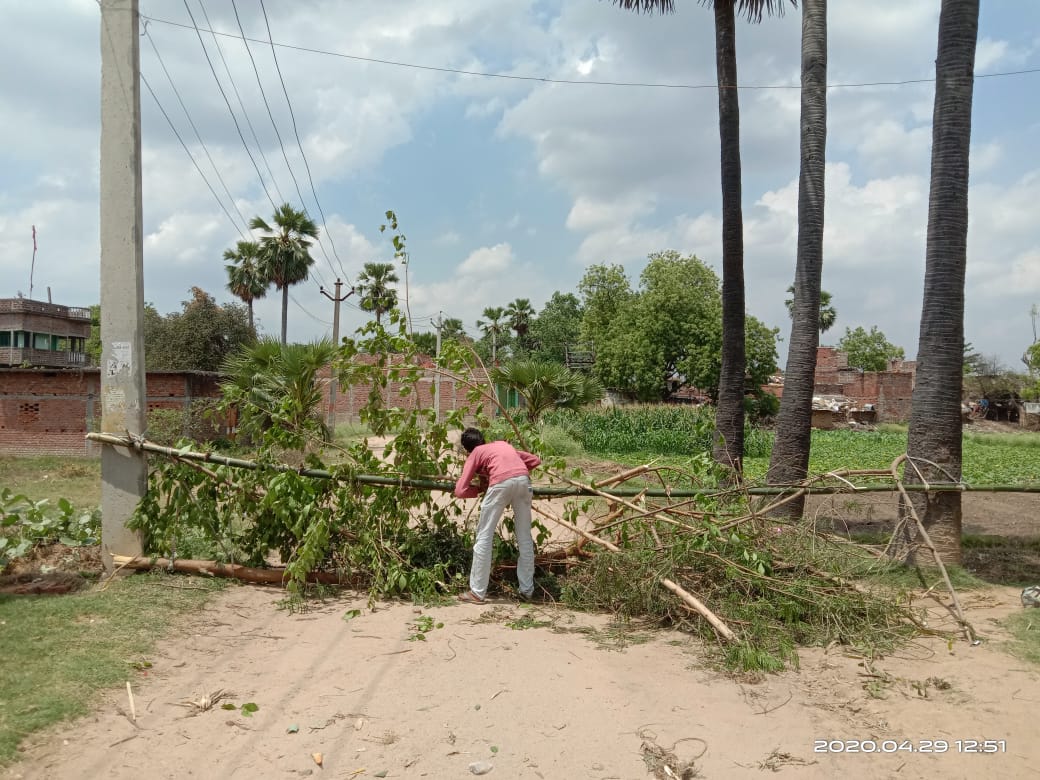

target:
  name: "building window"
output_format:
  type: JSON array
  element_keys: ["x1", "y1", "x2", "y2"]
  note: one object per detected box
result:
[
  {"x1": 0, "y1": 332, "x2": 9, "y2": 347},
  {"x1": 33, "y1": 333, "x2": 51, "y2": 350},
  {"x1": 14, "y1": 331, "x2": 28, "y2": 348}
]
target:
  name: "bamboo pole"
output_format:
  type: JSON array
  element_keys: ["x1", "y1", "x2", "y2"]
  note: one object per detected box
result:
[{"x1": 85, "y1": 433, "x2": 1040, "y2": 498}]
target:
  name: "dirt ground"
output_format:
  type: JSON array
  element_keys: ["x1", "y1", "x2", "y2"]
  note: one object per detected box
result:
[
  {"x1": 2, "y1": 583, "x2": 1038, "y2": 780},
  {"x1": 3, "y1": 446, "x2": 1039, "y2": 779}
]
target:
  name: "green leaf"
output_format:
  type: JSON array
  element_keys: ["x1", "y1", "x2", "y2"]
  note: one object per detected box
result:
[
  {"x1": 343, "y1": 609, "x2": 361, "y2": 621},
  {"x1": 241, "y1": 702, "x2": 259, "y2": 716},
  {"x1": 221, "y1": 703, "x2": 237, "y2": 711}
]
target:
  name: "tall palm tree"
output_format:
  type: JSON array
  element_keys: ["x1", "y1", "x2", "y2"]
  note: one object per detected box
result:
[
  {"x1": 613, "y1": 0, "x2": 793, "y2": 474},
  {"x1": 476, "y1": 306, "x2": 507, "y2": 363},
  {"x1": 224, "y1": 240, "x2": 268, "y2": 331},
  {"x1": 355, "y1": 262, "x2": 399, "y2": 324},
  {"x1": 505, "y1": 298, "x2": 536, "y2": 353},
  {"x1": 767, "y1": 0, "x2": 829, "y2": 514},
  {"x1": 784, "y1": 285, "x2": 836, "y2": 335},
  {"x1": 901, "y1": 0, "x2": 979, "y2": 565},
  {"x1": 250, "y1": 204, "x2": 319, "y2": 346}
]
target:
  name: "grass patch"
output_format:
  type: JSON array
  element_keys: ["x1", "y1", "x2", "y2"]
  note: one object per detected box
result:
[
  {"x1": 1004, "y1": 611, "x2": 1040, "y2": 666},
  {"x1": 0, "y1": 572, "x2": 225, "y2": 764},
  {"x1": 0, "y1": 456, "x2": 100, "y2": 509}
]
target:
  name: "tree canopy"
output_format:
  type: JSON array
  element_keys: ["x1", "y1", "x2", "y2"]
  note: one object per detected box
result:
[
  {"x1": 838, "y1": 325, "x2": 905, "y2": 372},
  {"x1": 528, "y1": 292, "x2": 583, "y2": 364},
  {"x1": 580, "y1": 251, "x2": 778, "y2": 401},
  {"x1": 144, "y1": 287, "x2": 255, "y2": 372}
]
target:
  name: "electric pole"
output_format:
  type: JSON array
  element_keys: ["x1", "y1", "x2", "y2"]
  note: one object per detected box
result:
[
  {"x1": 320, "y1": 279, "x2": 354, "y2": 431},
  {"x1": 434, "y1": 311, "x2": 442, "y2": 423},
  {"x1": 99, "y1": 0, "x2": 146, "y2": 568}
]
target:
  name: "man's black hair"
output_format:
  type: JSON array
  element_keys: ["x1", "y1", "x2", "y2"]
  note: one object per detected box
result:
[{"x1": 460, "y1": 427, "x2": 485, "y2": 453}]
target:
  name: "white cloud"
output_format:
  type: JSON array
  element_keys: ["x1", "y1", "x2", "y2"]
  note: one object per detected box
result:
[{"x1": 458, "y1": 243, "x2": 514, "y2": 277}]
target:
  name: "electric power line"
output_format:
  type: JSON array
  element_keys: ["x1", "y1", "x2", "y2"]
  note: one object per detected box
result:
[
  {"x1": 179, "y1": 0, "x2": 279, "y2": 212},
  {"x1": 141, "y1": 13, "x2": 1040, "y2": 92},
  {"x1": 258, "y1": 0, "x2": 349, "y2": 283},
  {"x1": 197, "y1": 0, "x2": 285, "y2": 206},
  {"x1": 228, "y1": 0, "x2": 341, "y2": 287},
  {"x1": 141, "y1": 72, "x2": 247, "y2": 242},
  {"x1": 143, "y1": 26, "x2": 252, "y2": 237}
]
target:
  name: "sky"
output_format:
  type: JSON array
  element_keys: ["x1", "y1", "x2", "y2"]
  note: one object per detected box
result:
[{"x1": 2, "y1": 0, "x2": 1039, "y2": 371}]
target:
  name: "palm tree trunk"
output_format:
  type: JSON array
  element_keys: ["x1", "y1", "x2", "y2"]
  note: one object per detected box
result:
[
  {"x1": 711, "y1": 0, "x2": 746, "y2": 474},
  {"x1": 280, "y1": 284, "x2": 289, "y2": 346},
  {"x1": 767, "y1": 0, "x2": 827, "y2": 514},
  {"x1": 898, "y1": 0, "x2": 979, "y2": 565},
  {"x1": 247, "y1": 300, "x2": 254, "y2": 332}
]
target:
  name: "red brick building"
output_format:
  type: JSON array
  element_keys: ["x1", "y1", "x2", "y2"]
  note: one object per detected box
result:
[{"x1": 0, "y1": 368, "x2": 221, "y2": 456}]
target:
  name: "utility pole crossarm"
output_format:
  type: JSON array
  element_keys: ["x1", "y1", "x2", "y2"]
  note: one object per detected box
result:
[{"x1": 319, "y1": 279, "x2": 354, "y2": 430}]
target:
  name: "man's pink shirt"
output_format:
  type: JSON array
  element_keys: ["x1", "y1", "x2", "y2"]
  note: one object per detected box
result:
[{"x1": 454, "y1": 440, "x2": 541, "y2": 498}]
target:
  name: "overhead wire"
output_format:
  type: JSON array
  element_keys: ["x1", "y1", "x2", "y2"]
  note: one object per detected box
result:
[
  {"x1": 258, "y1": 0, "x2": 350, "y2": 283},
  {"x1": 179, "y1": 0, "x2": 279, "y2": 212},
  {"x1": 197, "y1": 0, "x2": 285, "y2": 206},
  {"x1": 141, "y1": 13, "x2": 1040, "y2": 92},
  {"x1": 140, "y1": 72, "x2": 247, "y2": 242},
  {"x1": 142, "y1": 25, "x2": 252, "y2": 238},
  {"x1": 228, "y1": 0, "x2": 341, "y2": 287}
]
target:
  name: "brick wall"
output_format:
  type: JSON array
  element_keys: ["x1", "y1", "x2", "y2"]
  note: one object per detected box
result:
[
  {"x1": 0, "y1": 368, "x2": 222, "y2": 457},
  {"x1": 808, "y1": 347, "x2": 916, "y2": 423}
]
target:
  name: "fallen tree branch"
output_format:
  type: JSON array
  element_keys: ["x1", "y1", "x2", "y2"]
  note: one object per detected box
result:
[
  {"x1": 110, "y1": 555, "x2": 352, "y2": 586},
  {"x1": 541, "y1": 513, "x2": 736, "y2": 643}
]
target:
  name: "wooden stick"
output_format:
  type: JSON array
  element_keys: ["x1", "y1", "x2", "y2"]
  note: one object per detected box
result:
[
  {"x1": 592, "y1": 464, "x2": 652, "y2": 488},
  {"x1": 110, "y1": 555, "x2": 352, "y2": 586},
  {"x1": 542, "y1": 513, "x2": 736, "y2": 642},
  {"x1": 659, "y1": 578, "x2": 737, "y2": 642},
  {"x1": 889, "y1": 455, "x2": 974, "y2": 642},
  {"x1": 126, "y1": 682, "x2": 137, "y2": 723}
]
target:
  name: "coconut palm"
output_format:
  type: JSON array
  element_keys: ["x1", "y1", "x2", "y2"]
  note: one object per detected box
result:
[
  {"x1": 249, "y1": 204, "x2": 319, "y2": 346},
  {"x1": 901, "y1": 0, "x2": 980, "y2": 565},
  {"x1": 612, "y1": 0, "x2": 794, "y2": 474},
  {"x1": 476, "y1": 306, "x2": 507, "y2": 363},
  {"x1": 355, "y1": 262, "x2": 399, "y2": 325},
  {"x1": 224, "y1": 240, "x2": 268, "y2": 331},
  {"x1": 767, "y1": 0, "x2": 828, "y2": 516},
  {"x1": 492, "y1": 359, "x2": 605, "y2": 422},
  {"x1": 505, "y1": 298, "x2": 536, "y2": 353}
]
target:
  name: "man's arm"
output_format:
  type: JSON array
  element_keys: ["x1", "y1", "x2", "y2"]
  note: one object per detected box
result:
[
  {"x1": 454, "y1": 451, "x2": 483, "y2": 498},
  {"x1": 517, "y1": 450, "x2": 541, "y2": 472}
]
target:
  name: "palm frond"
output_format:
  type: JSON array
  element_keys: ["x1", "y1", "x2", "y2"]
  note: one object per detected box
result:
[
  {"x1": 610, "y1": 0, "x2": 675, "y2": 14},
  {"x1": 700, "y1": 0, "x2": 797, "y2": 23}
]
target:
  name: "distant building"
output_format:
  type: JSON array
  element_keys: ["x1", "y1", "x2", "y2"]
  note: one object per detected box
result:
[{"x1": 0, "y1": 298, "x2": 91, "y2": 368}]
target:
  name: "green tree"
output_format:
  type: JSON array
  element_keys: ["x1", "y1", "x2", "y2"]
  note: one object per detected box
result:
[
  {"x1": 250, "y1": 204, "x2": 319, "y2": 346},
  {"x1": 584, "y1": 250, "x2": 778, "y2": 402},
  {"x1": 440, "y1": 317, "x2": 467, "y2": 342},
  {"x1": 355, "y1": 262, "x2": 400, "y2": 325},
  {"x1": 612, "y1": 0, "x2": 795, "y2": 472},
  {"x1": 838, "y1": 326, "x2": 905, "y2": 372},
  {"x1": 784, "y1": 286, "x2": 836, "y2": 334},
  {"x1": 85, "y1": 304, "x2": 101, "y2": 365},
  {"x1": 492, "y1": 359, "x2": 605, "y2": 421},
  {"x1": 224, "y1": 240, "x2": 269, "y2": 332},
  {"x1": 578, "y1": 264, "x2": 634, "y2": 350},
  {"x1": 221, "y1": 338, "x2": 337, "y2": 449},
  {"x1": 476, "y1": 306, "x2": 509, "y2": 364},
  {"x1": 529, "y1": 292, "x2": 583, "y2": 365},
  {"x1": 768, "y1": 0, "x2": 829, "y2": 514},
  {"x1": 144, "y1": 287, "x2": 255, "y2": 372}
]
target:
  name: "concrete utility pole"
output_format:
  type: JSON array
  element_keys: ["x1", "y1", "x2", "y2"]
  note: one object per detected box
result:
[
  {"x1": 320, "y1": 279, "x2": 354, "y2": 431},
  {"x1": 434, "y1": 311, "x2": 442, "y2": 422},
  {"x1": 99, "y1": 0, "x2": 146, "y2": 568}
]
